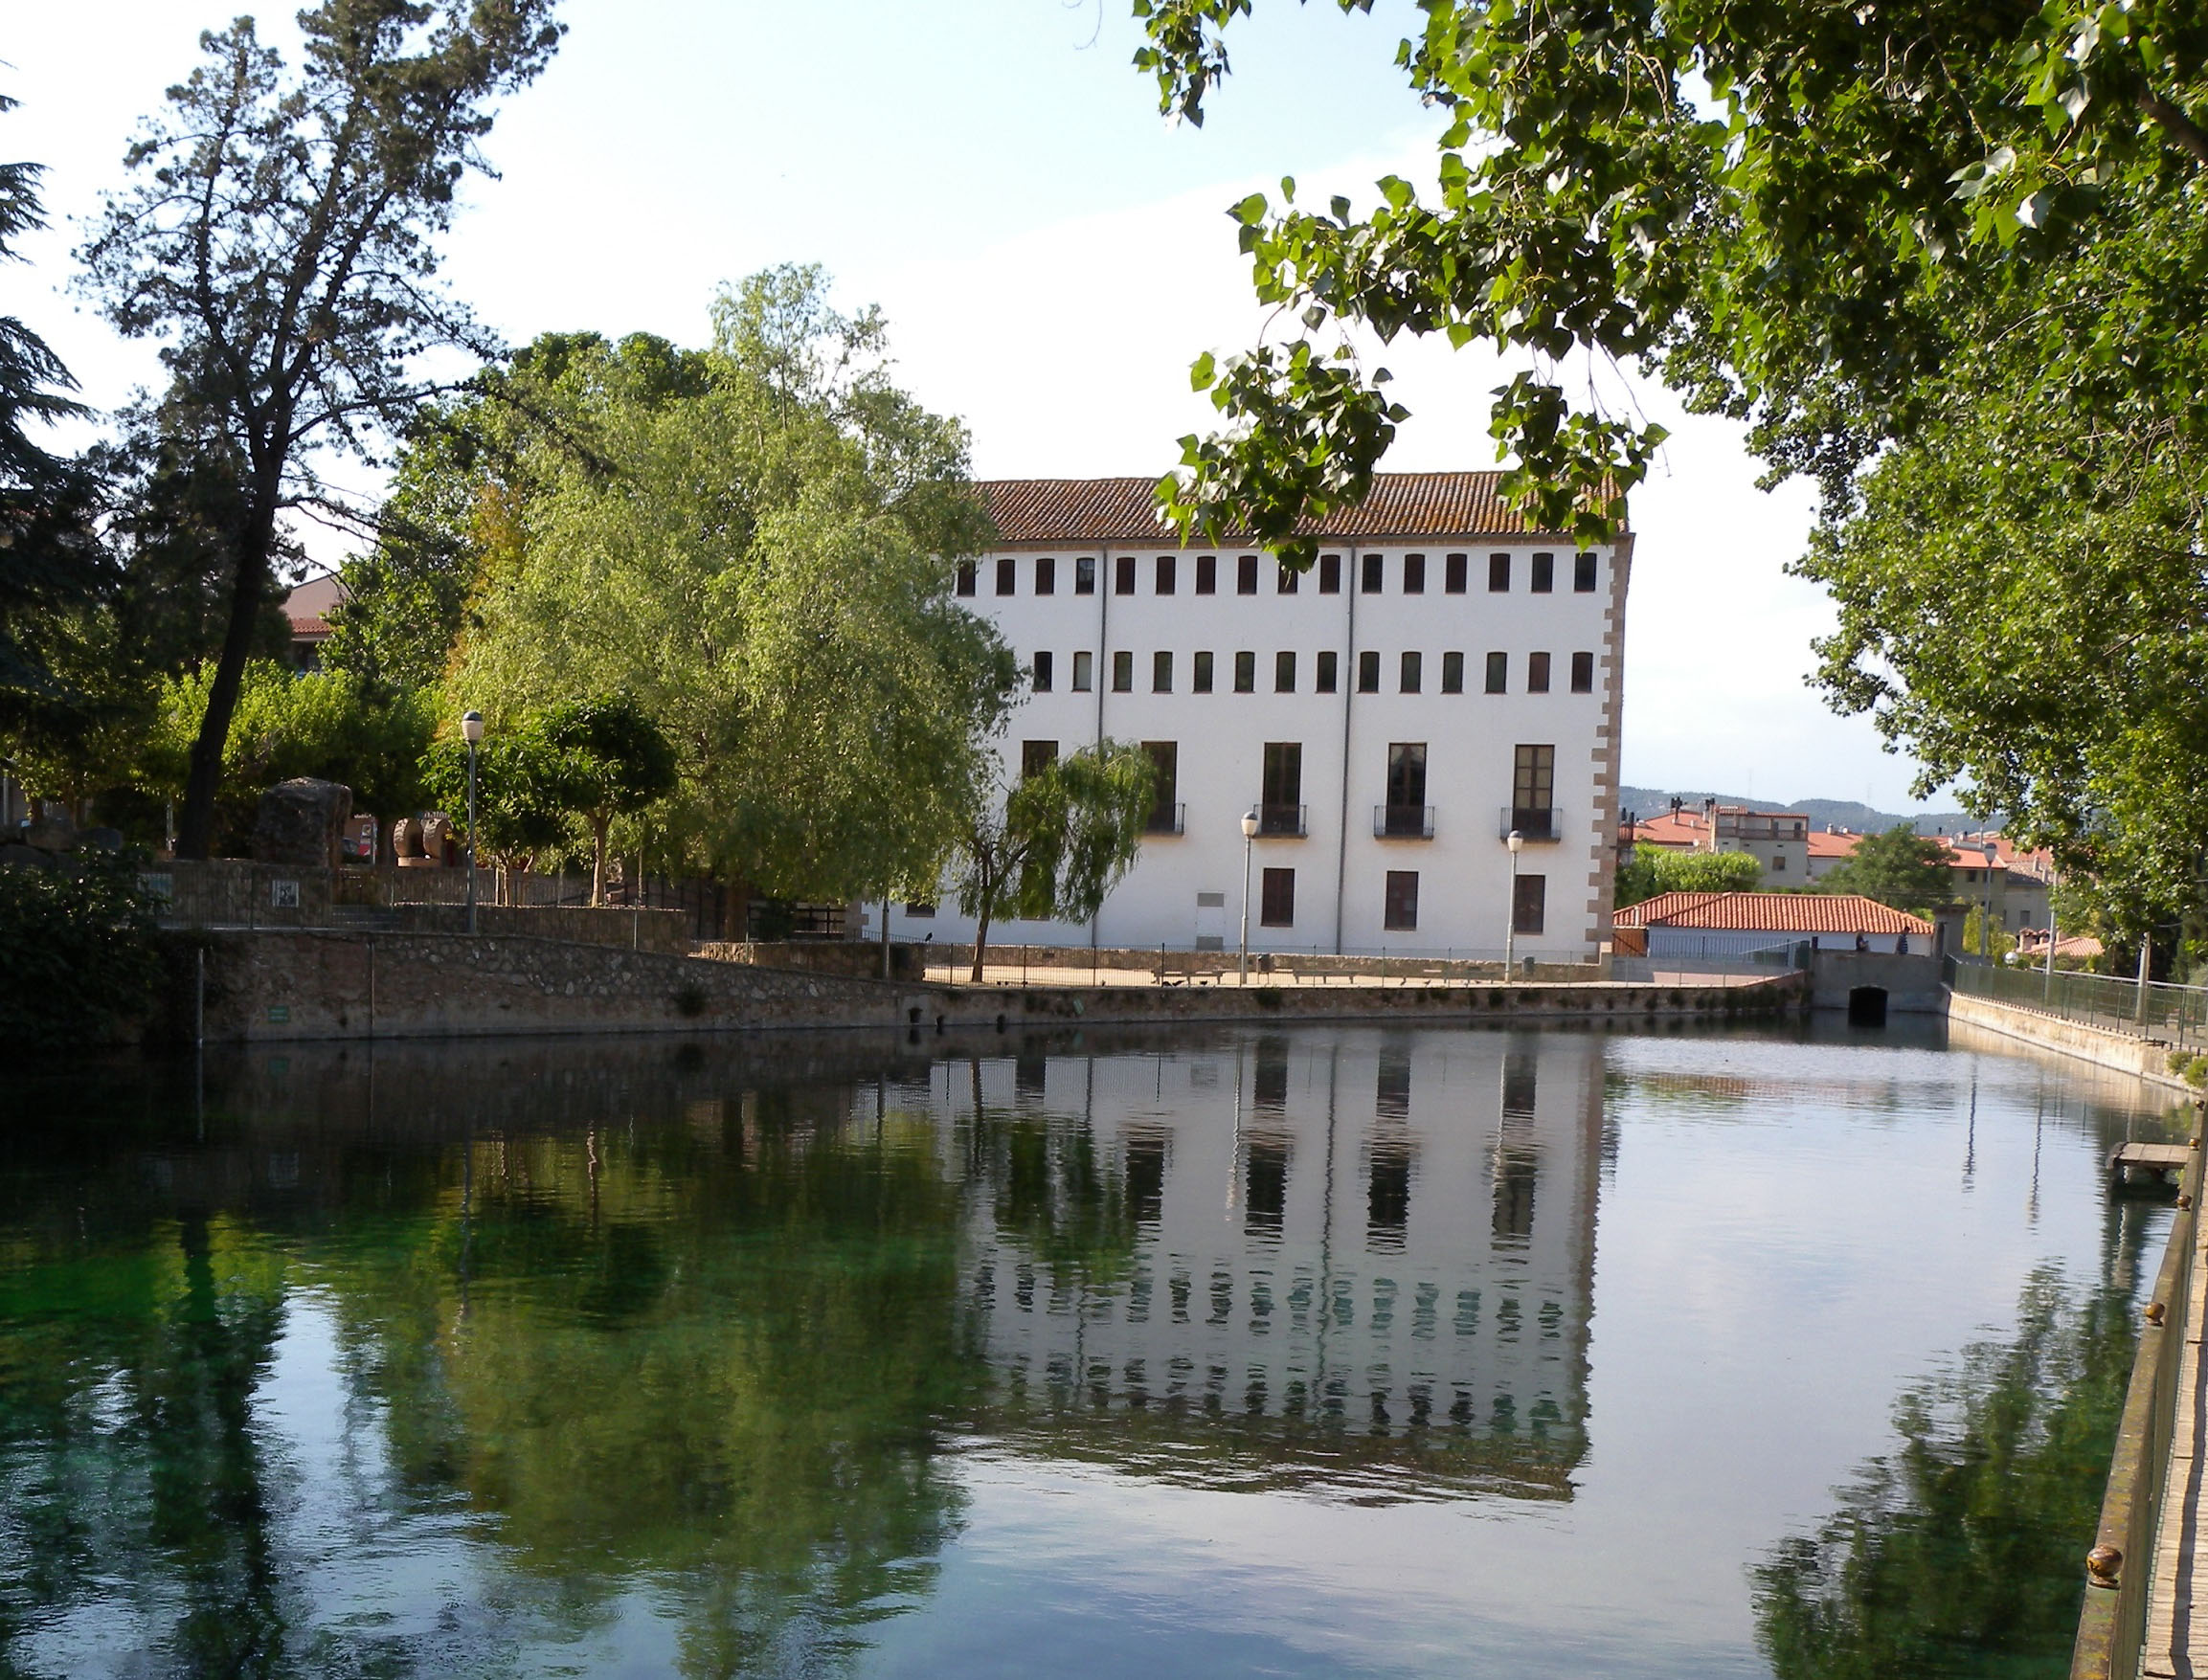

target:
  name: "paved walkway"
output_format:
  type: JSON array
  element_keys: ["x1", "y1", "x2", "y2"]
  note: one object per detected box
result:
[{"x1": 2147, "y1": 1205, "x2": 2208, "y2": 1678}]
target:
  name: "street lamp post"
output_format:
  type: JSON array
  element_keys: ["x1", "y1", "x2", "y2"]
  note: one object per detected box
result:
[
  {"x1": 461, "y1": 709, "x2": 484, "y2": 934},
  {"x1": 1978, "y1": 839, "x2": 1997, "y2": 960},
  {"x1": 1239, "y1": 807, "x2": 1259, "y2": 983},
  {"x1": 1504, "y1": 828, "x2": 1524, "y2": 972}
]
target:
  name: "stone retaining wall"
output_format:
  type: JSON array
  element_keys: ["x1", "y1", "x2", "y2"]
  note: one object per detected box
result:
[
  {"x1": 1944, "y1": 988, "x2": 2198, "y2": 1094},
  {"x1": 188, "y1": 930, "x2": 1807, "y2": 1043}
]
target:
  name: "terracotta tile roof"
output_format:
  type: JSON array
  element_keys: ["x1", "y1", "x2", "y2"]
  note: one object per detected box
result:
[
  {"x1": 1806, "y1": 831, "x2": 1860, "y2": 860},
  {"x1": 1612, "y1": 891, "x2": 1934, "y2": 936},
  {"x1": 979, "y1": 471, "x2": 1599, "y2": 547}
]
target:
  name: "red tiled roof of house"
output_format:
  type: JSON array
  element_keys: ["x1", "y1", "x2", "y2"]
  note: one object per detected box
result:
[
  {"x1": 1621, "y1": 811, "x2": 1708, "y2": 849},
  {"x1": 1806, "y1": 830, "x2": 1860, "y2": 860},
  {"x1": 979, "y1": 472, "x2": 1604, "y2": 546},
  {"x1": 1611, "y1": 891, "x2": 1934, "y2": 935}
]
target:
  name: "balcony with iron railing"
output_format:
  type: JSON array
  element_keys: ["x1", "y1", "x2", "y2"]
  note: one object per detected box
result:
[
  {"x1": 1145, "y1": 802, "x2": 1186, "y2": 836},
  {"x1": 1373, "y1": 804, "x2": 1436, "y2": 840},
  {"x1": 1257, "y1": 803, "x2": 1308, "y2": 839},
  {"x1": 1498, "y1": 805, "x2": 1562, "y2": 842}
]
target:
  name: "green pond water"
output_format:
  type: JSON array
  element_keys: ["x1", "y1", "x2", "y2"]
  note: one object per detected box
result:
[{"x1": 0, "y1": 1019, "x2": 2179, "y2": 1678}]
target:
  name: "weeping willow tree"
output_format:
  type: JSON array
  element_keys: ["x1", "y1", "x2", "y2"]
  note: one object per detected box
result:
[{"x1": 450, "y1": 266, "x2": 1017, "y2": 917}]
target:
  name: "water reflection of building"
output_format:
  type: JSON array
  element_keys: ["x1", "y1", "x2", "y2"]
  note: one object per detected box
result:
[{"x1": 921, "y1": 1029, "x2": 1606, "y2": 1499}]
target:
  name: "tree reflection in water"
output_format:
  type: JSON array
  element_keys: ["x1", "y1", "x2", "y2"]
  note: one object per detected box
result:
[{"x1": 1753, "y1": 1264, "x2": 2143, "y2": 1680}]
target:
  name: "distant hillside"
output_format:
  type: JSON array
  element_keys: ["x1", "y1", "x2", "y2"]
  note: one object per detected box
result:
[{"x1": 1618, "y1": 786, "x2": 1984, "y2": 837}]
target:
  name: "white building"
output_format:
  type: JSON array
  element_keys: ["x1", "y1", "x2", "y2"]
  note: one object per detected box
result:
[{"x1": 888, "y1": 474, "x2": 1632, "y2": 960}]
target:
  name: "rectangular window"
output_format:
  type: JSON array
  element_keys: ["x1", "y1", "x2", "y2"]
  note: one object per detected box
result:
[
  {"x1": 1193, "y1": 650, "x2": 1215, "y2": 692},
  {"x1": 1153, "y1": 650, "x2": 1173, "y2": 692},
  {"x1": 1237, "y1": 554, "x2": 1259, "y2": 594},
  {"x1": 1260, "y1": 866, "x2": 1296, "y2": 928},
  {"x1": 1512, "y1": 744, "x2": 1555, "y2": 821},
  {"x1": 1531, "y1": 551, "x2": 1555, "y2": 593},
  {"x1": 1035, "y1": 555, "x2": 1056, "y2": 594},
  {"x1": 1358, "y1": 650, "x2": 1380, "y2": 692},
  {"x1": 1233, "y1": 650, "x2": 1256, "y2": 692},
  {"x1": 1316, "y1": 650, "x2": 1339, "y2": 693},
  {"x1": 1574, "y1": 550, "x2": 1598, "y2": 593},
  {"x1": 956, "y1": 561, "x2": 977, "y2": 597},
  {"x1": 1262, "y1": 741, "x2": 1302, "y2": 811},
  {"x1": 1032, "y1": 651, "x2": 1053, "y2": 692},
  {"x1": 1484, "y1": 651, "x2": 1507, "y2": 693},
  {"x1": 1445, "y1": 552, "x2": 1468, "y2": 594},
  {"x1": 1274, "y1": 650, "x2": 1296, "y2": 692},
  {"x1": 1403, "y1": 552, "x2": 1426, "y2": 594},
  {"x1": 1527, "y1": 651, "x2": 1551, "y2": 693},
  {"x1": 1072, "y1": 650, "x2": 1093, "y2": 691},
  {"x1": 1155, "y1": 554, "x2": 1176, "y2": 594},
  {"x1": 1386, "y1": 741, "x2": 1428, "y2": 809},
  {"x1": 1400, "y1": 650, "x2": 1422, "y2": 693},
  {"x1": 1362, "y1": 552, "x2": 1384, "y2": 594},
  {"x1": 996, "y1": 556, "x2": 1017, "y2": 595},
  {"x1": 1142, "y1": 741, "x2": 1178, "y2": 832},
  {"x1": 1488, "y1": 552, "x2": 1511, "y2": 593},
  {"x1": 1276, "y1": 562, "x2": 1298, "y2": 594},
  {"x1": 1319, "y1": 553, "x2": 1342, "y2": 594},
  {"x1": 1075, "y1": 555, "x2": 1096, "y2": 594},
  {"x1": 1512, "y1": 873, "x2": 1546, "y2": 935},
  {"x1": 1384, "y1": 870, "x2": 1419, "y2": 931},
  {"x1": 1115, "y1": 554, "x2": 1136, "y2": 595},
  {"x1": 1022, "y1": 740, "x2": 1058, "y2": 779},
  {"x1": 1570, "y1": 651, "x2": 1594, "y2": 693},
  {"x1": 1441, "y1": 651, "x2": 1465, "y2": 693},
  {"x1": 1113, "y1": 650, "x2": 1134, "y2": 691},
  {"x1": 1771, "y1": 853, "x2": 1788, "y2": 872},
  {"x1": 1195, "y1": 554, "x2": 1217, "y2": 594}
]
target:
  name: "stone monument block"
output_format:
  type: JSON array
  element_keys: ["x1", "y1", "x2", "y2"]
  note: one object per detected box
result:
[{"x1": 251, "y1": 777, "x2": 353, "y2": 868}]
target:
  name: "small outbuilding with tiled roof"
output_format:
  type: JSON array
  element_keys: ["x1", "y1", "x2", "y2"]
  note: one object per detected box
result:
[{"x1": 1613, "y1": 890, "x2": 1937, "y2": 956}]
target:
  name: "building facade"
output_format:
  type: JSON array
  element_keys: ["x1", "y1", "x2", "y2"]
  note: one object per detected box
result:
[{"x1": 886, "y1": 474, "x2": 1632, "y2": 960}]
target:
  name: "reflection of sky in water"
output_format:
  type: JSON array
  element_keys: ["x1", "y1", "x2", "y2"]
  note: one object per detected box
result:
[{"x1": 0, "y1": 1020, "x2": 2176, "y2": 1678}]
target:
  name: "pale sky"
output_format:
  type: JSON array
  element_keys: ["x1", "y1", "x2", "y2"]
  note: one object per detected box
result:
[{"x1": 2, "y1": 0, "x2": 1940, "y2": 811}]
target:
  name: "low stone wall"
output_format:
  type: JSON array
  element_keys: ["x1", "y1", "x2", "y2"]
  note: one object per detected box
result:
[
  {"x1": 694, "y1": 939, "x2": 925, "y2": 979},
  {"x1": 186, "y1": 930, "x2": 1807, "y2": 1043},
  {"x1": 900, "y1": 940, "x2": 1602, "y2": 983},
  {"x1": 378, "y1": 903, "x2": 691, "y2": 954},
  {"x1": 1945, "y1": 987, "x2": 2197, "y2": 1093}
]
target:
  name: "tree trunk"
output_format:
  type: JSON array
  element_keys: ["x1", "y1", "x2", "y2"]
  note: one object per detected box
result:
[
  {"x1": 590, "y1": 816, "x2": 609, "y2": 907},
  {"x1": 174, "y1": 504, "x2": 276, "y2": 860},
  {"x1": 970, "y1": 904, "x2": 991, "y2": 983}
]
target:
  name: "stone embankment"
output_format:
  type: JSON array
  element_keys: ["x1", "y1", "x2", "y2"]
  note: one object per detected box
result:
[{"x1": 184, "y1": 930, "x2": 1808, "y2": 1043}]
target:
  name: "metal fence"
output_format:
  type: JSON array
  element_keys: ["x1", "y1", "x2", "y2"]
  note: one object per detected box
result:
[{"x1": 1949, "y1": 956, "x2": 2208, "y2": 1053}]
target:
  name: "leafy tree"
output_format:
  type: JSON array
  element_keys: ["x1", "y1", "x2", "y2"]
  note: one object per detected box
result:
[
  {"x1": 1817, "y1": 827, "x2": 1958, "y2": 919},
  {"x1": 0, "y1": 852, "x2": 162, "y2": 1051},
  {"x1": 953, "y1": 741, "x2": 1158, "y2": 981},
  {"x1": 1129, "y1": 1, "x2": 2208, "y2": 559},
  {"x1": 79, "y1": 0, "x2": 563, "y2": 861},
  {"x1": 144, "y1": 661, "x2": 435, "y2": 854},
  {"x1": 0, "y1": 87, "x2": 107, "y2": 717},
  {"x1": 419, "y1": 723, "x2": 575, "y2": 895},
  {"x1": 1612, "y1": 843, "x2": 1763, "y2": 910},
  {"x1": 453, "y1": 271, "x2": 1018, "y2": 917},
  {"x1": 536, "y1": 695, "x2": 676, "y2": 905},
  {"x1": 326, "y1": 331, "x2": 714, "y2": 691}
]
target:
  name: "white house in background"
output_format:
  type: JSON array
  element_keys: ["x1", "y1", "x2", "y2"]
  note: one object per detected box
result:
[
  {"x1": 883, "y1": 473, "x2": 1633, "y2": 960},
  {"x1": 1611, "y1": 890, "x2": 1937, "y2": 955}
]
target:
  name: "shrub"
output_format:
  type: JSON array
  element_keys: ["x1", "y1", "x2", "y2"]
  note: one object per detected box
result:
[{"x1": 0, "y1": 854, "x2": 163, "y2": 1052}]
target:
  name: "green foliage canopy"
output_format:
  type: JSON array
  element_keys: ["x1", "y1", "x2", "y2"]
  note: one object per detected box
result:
[
  {"x1": 1131, "y1": 0, "x2": 2208, "y2": 562},
  {"x1": 452, "y1": 268, "x2": 1018, "y2": 906},
  {"x1": 1612, "y1": 844, "x2": 1763, "y2": 910},
  {"x1": 1816, "y1": 827, "x2": 1959, "y2": 918},
  {"x1": 0, "y1": 854, "x2": 162, "y2": 1051}
]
